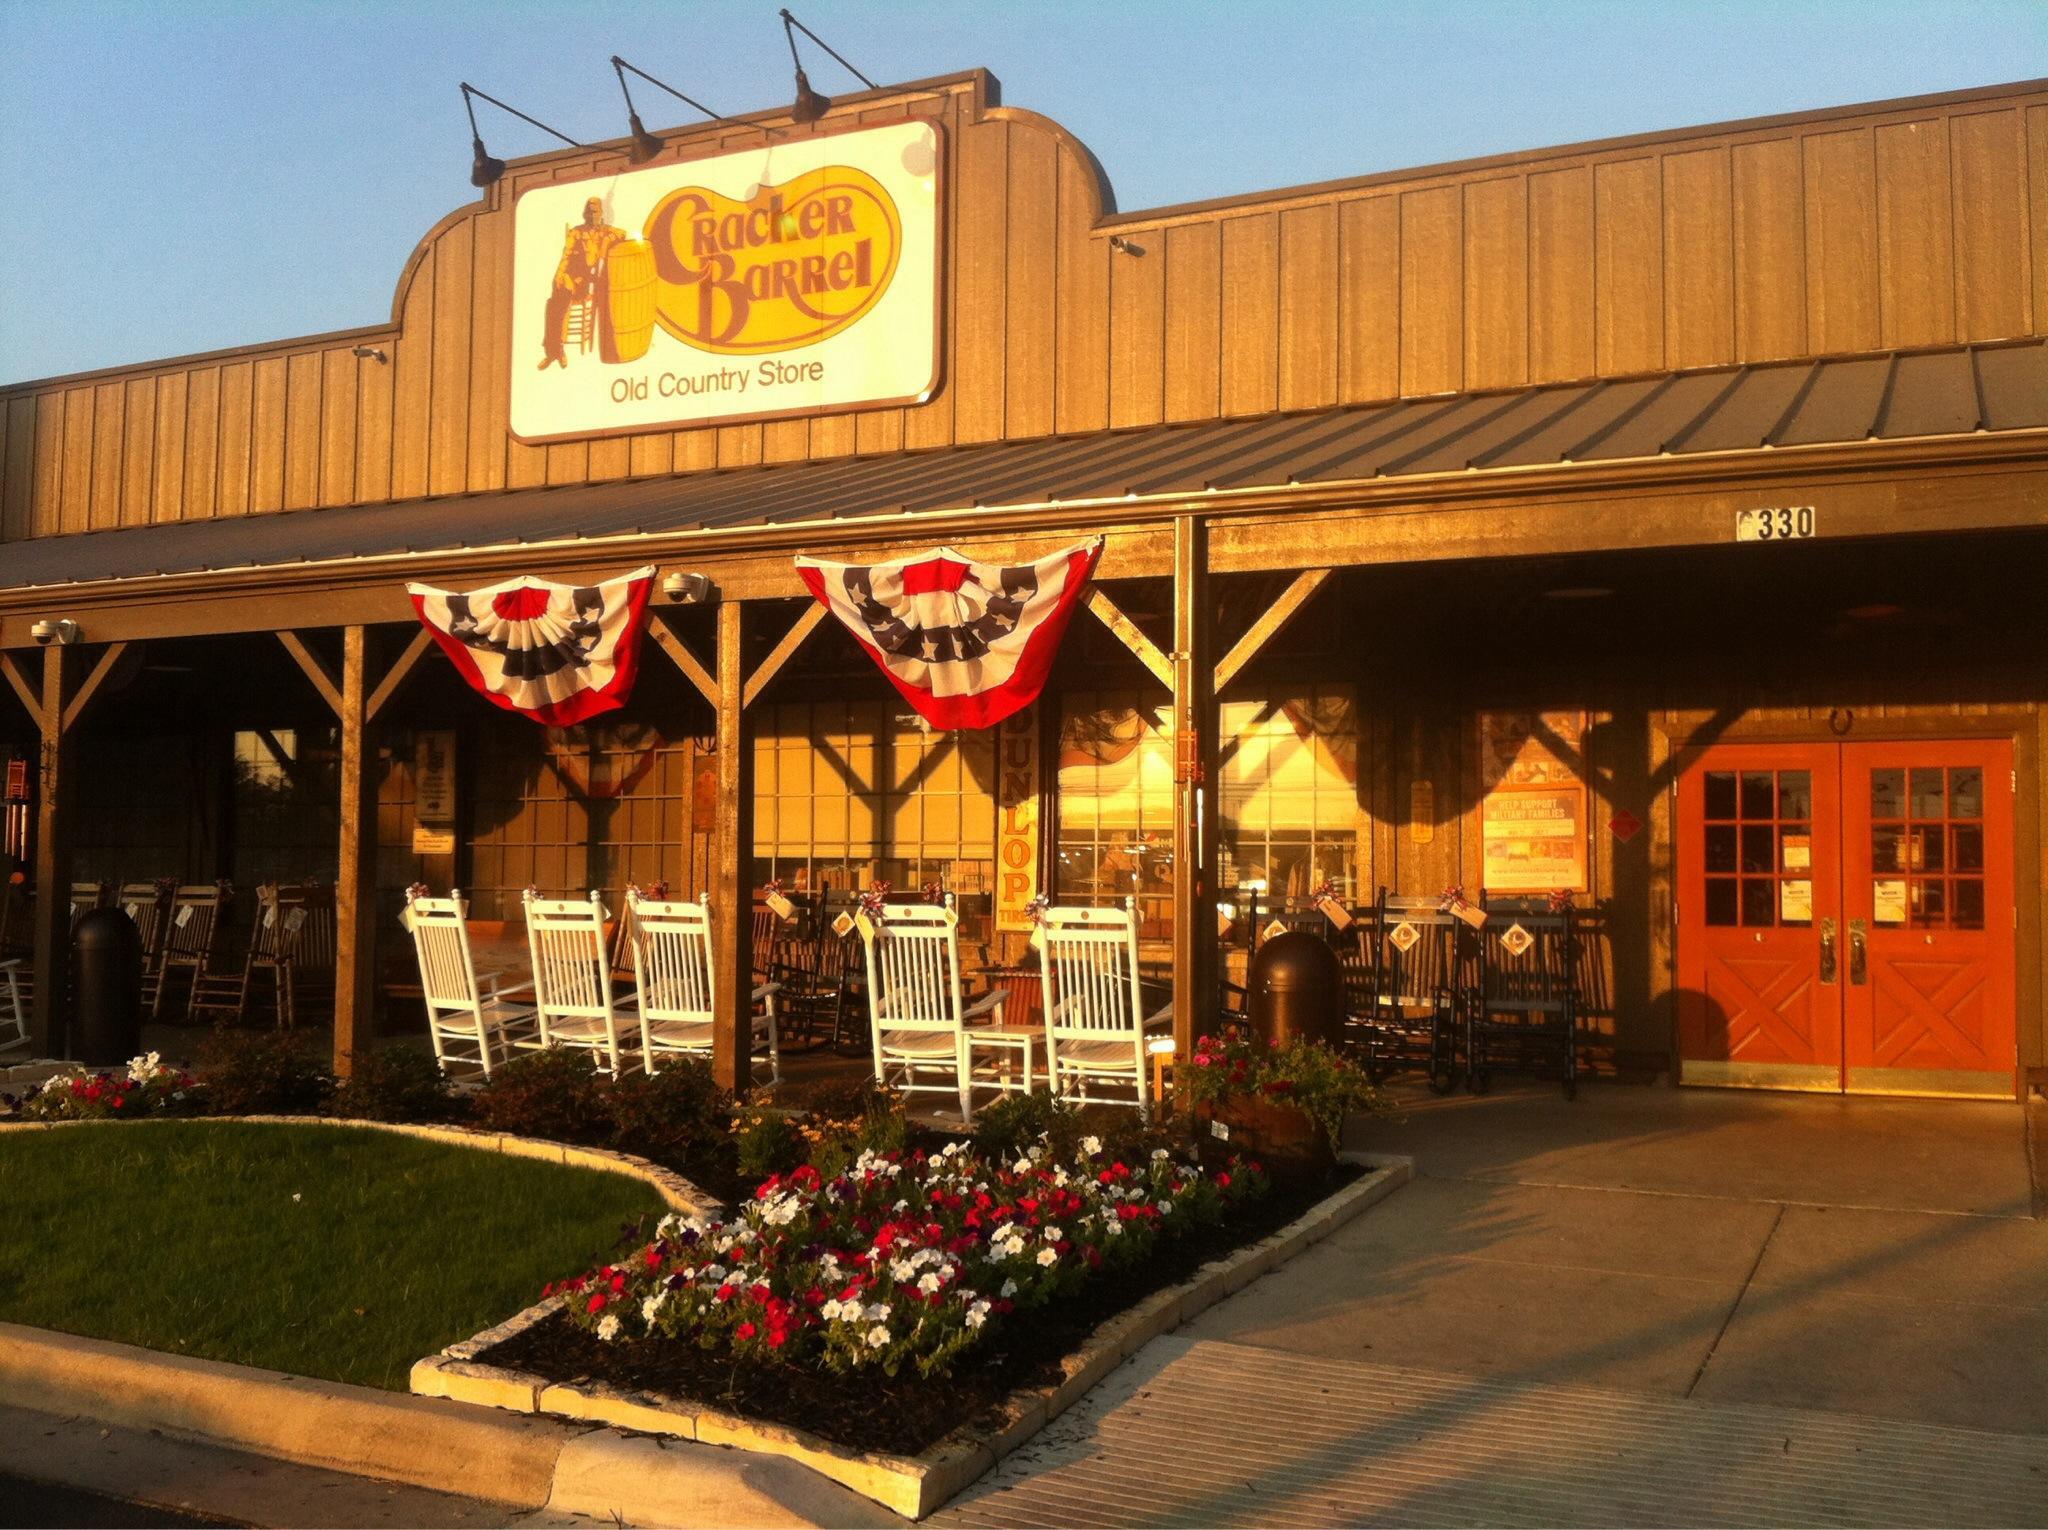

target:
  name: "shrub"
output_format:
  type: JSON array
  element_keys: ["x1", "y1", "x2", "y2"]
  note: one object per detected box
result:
[
  {"x1": 193, "y1": 1029, "x2": 333, "y2": 1116},
  {"x1": 969, "y1": 1087, "x2": 1084, "y2": 1163},
  {"x1": 20, "y1": 1053, "x2": 198, "y2": 1121},
  {"x1": 550, "y1": 1134, "x2": 1268, "y2": 1378},
  {"x1": 732, "y1": 1095, "x2": 804, "y2": 1179},
  {"x1": 793, "y1": 1075, "x2": 908, "y2": 1178},
  {"x1": 470, "y1": 1046, "x2": 611, "y2": 1143},
  {"x1": 1181, "y1": 1033, "x2": 1385, "y2": 1149},
  {"x1": 331, "y1": 1046, "x2": 453, "y2": 1123},
  {"x1": 604, "y1": 1061, "x2": 729, "y2": 1163}
]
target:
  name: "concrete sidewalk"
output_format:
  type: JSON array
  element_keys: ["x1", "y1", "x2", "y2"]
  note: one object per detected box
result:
[{"x1": 943, "y1": 1081, "x2": 2047, "y2": 1527}]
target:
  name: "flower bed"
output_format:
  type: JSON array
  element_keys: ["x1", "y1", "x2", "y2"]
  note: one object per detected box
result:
[{"x1": 480, "y1": 1134, "x2": 1348, "y2": 1457}]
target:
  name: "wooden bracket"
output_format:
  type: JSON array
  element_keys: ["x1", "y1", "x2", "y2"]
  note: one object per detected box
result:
[
  {"x1": 648, "y1": 620, "x2": 719, "y2": 708},
  {"x1": 1086, "y1": 588, "x2": 1173, "y2": 689},
  {"x1": 277, "y1": 631, "x2": 344, "y2": 718},
  {"x1": 62, "y1": 642, "x2": 131, "y2": 733},
  {"x1": 365, "y1": 629, "x2": 435, "y2": 723},
  {"x1": 743, "y1": 602, "x2": 827, "y2": 711},
  {"x1": 0, "y1": 652, "x2": 37, "y2": 722},
  {"x1": 1213, "y1": 568, "x2": 1332, "y2": 692}
]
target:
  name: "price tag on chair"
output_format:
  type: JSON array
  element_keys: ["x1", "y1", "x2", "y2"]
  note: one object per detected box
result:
[
  {"x1": 766, "y1": 891, "x2": 797, "y2": 922},
  {"x1": 1262, "y1": 919, "x2": 1289, "y2": 943},
  {"x1": 262, "y1": 906, "x2": 276, "y2": 929},
  {"x1": 1389, "y1": 921, "x2": 1420, "y2": 953},
  {"x1": 1501, "y1": 923, "x2": 1534, "y2": 958},
  {"x1": 831, "y1": 911, "x2": 856, "y2": 938},
  {"x1": 1316, "y1": 895, "x2": 1353, "y2": 931},
  {"x1": 175, "y1": 905, "x2": 193, "y2": 929},
  {"x1": 283, "y1": 909, "x2": 307, "y2": 934}
]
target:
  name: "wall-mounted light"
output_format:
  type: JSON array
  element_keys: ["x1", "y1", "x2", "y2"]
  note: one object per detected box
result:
[
  {"x1": 779, "y1": 7, "x2": 876, "y2": 125},
  {"x1": 350, "y1": 345, "x2": 389, "y2": 364},
  {"x1": 611, "y1": 56, "x2": 735, "y2": 165},
  {"x1": 460, "y1": 81, "x2": 580, "y2": 188}
]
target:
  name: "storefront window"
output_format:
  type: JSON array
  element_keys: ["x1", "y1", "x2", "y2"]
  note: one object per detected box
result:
[
  {"x1": 752, "y1": 700, "x2": 996, "y2": 900},
  {"x1": 1055, "y1": 693, "x2": 1175, "y2": 941},
  {"x1": 1217, "y1": 687, "x2": 1361, "y2": 910},
  {"x1": 230, "y1": 727, "x2": 339, "y2": 888}
]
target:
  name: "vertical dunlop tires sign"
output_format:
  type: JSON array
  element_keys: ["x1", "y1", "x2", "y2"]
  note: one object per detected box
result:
[{"x1": 509, "y1": 119, "x2": 942, "y2": 443}]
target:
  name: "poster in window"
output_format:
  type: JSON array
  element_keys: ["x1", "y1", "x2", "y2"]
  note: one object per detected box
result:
[
  {"x1": 1479, "y1": 711, "x2": 1589, "y2": 894},
  {"x1": 995, "y1": 706, "x2": 1040, "y2": 931}
]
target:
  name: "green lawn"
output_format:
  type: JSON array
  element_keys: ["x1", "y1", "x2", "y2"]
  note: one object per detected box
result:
[{"x1": 0, "y1": 1121, "x2": 663, "y2": 1389}]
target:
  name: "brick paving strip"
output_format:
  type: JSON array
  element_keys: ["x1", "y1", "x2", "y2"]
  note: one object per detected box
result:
[{"x1": 936, "y1": 1336, "x2": 2048, "y2": 1528}]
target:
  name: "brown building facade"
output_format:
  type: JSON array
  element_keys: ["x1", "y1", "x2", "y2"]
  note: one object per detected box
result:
[{"x1": 2, "y1": 71, "x2": 2044, "y2": 1099}]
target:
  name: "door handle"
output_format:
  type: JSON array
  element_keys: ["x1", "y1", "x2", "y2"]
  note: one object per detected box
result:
[
  {"x1": 1819, "y1": 918, "x2": 1837, "y2": 984},
  {"x1": 1848, "y1": 919, "x2": 1867, "y2": 985}
]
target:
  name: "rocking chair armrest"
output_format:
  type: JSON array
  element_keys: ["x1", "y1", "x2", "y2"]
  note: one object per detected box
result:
[
  {"x1": 962, "y1": 990, "x2": 1006, "y2": 1023},
  {"x1": 1141, "y1": 1001, "x2": 1175, "y2": 1032},
  {"x1": 751, "y1": 981, "x2": 782, "y2": 1001}
]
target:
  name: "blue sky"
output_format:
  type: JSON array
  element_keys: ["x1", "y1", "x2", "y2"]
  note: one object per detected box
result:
[{"x1": 1, "y1": 0, "x2": 2042, "y2": 385}]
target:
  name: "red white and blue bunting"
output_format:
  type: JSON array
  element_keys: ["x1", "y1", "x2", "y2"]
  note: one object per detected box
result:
[
  {"x1": 407, "y1": 566, "x2": 655, "y2": 726},
  {"x1": 795, "y1": 540, "x2": 1103, "y2": 731}
]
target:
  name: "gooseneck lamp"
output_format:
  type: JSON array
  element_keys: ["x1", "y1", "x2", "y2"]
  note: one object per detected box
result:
[
  {"x1": 779, "y1": 8, "x2": 875, "y2": 125},
  {"x1": 460, "y1": 82, "x2": 581, "y2": 188},
  {"x1": 610, "y1": 56, "x2": 736, "y2": 165}
]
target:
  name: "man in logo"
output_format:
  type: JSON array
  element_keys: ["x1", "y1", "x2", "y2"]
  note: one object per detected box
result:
[{"x1": 539, "y1": 197, "x2": 624, "y2": 369}]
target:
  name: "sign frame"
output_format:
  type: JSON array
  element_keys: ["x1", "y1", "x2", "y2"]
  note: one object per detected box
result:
[{"x1": 506, "y1": 115, "x2": 947, "y2": 447}]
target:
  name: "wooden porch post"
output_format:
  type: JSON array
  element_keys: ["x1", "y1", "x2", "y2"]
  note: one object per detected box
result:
[
  {"x1": 28, "y1": 645, "x2": 70, "y2": 1056},
  {"x1": 332, "y1": 626, "x2": 374, "y2": 1077},
  {"x1": 711, "y1": 598, "x2": 753, "y2": 1093},
  {"x1": 1171, "y1": 516, "x2": 1218, "y2": 1073}
]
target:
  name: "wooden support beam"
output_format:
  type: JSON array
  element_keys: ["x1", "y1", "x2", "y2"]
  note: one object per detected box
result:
[
  {"x1": 0, "y1": 652, "x2": 37, "y2": 720},
  {"x1": 1213, "y1": 568, "x2": 1332, "y2": 692},
  {"x1": 277, "y1": 630, "x2": 344, "y2": 718},
  {"x1": 331, "y1": 626, "x2": 375, "y2": 1077},
  {"x1": 62, "y1": 641, "x2": 131, "y2": 733},
  {"x1": 742, "y1": 602, "x2": 827, "y2": 711},
  {"x1": 1169, "y1": 518, "x2": 1218, "y2": 1084},
  {"x1": 1086, "y1": 588, "x2": 1173, "y2": 690},
  {"x1": 29, "y1": 646, "x2": 69, "y2": 1055},
  {"x1": 365, "y1": 628, "x2": 434, "y2": 723},
  {"x1": 648, "y1": 619, "x2": 718, "y2": 708},
  {"x1": 711, "y1": 600, "x2": 753, "y2": 1093}
]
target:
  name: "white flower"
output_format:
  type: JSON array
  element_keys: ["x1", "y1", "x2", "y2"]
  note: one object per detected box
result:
[
  {"x1": 1001, "y1": 1279, "x2": 1019, "y2": 1298},
  {"x1": 865, "y1": 1301, "x2": 891, "y2": 1322},
  {"x1": 597, "y1": 1314, "x2": 622, "y2": 1342},
  {"x1": 1158, "y1": 1201, "x2": 1174, "y2": 1215},
  {"x1": 917, "y1": 1273, "x2": 942, "y2": 1294},
  {"x1": 893, "y1": 1199, "x2": 909, "y2": 1213},
  {"x1": 889, "y1": 1258, "x2": 916, "y2": 1281},
  {"x1": 1104, "y1": 1220, "x2": 1123, "y2": 1238},
  {"x1": 1151, "y1": 1148, "x2": 1170, "y2": 1162},
  {"x1": 291, "y1": 1193, "x2": 301, "y2": 1203},
  {"x1": 866, "y1": 1324, "x2": 891, "y2": 1349},
  {"x1": 1035, "y1": 1247, "x2": 1059, "y2": 1267},
  {"x1": 820, "y1": 1299, "x2": 845, "y2": 1322},
  {"x1": 1013, "y1": 1157, "x2": 1033, "y2": 1174},
  {"x1": 965, "y1": 1300, "x2": 991, "y2": 1330},
  {"x1": 126, "y1": 1051, "x2": 165, "y2": 1084},
  {"x1": 641, "y1": 1293, "x2": 667, "y2": 1325},
  {"x1": 1042, "y1": 1225, "x2": 1064, "y2": 1243},
  {"x1": 1080, "y1": 1135, "x2": 1102, "y2": 1156}
]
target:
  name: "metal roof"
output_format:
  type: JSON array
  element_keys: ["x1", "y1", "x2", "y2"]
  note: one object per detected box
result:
[{"x1": 4, "y1": 339, "x2": 2043, "y2": 593}]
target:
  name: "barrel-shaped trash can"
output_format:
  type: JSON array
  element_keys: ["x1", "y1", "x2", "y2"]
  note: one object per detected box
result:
[
  {"x1": 1245, "y1": 928, "x2": 1345, "y2": 1048},
  {"x1": 72, "y1": 905, "x2": 142, "y2": 1065}
]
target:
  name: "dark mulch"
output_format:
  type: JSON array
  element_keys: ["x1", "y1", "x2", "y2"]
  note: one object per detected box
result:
[{"x1": 481, "y1": 1162, "x2": 1364, "y2": 1457}]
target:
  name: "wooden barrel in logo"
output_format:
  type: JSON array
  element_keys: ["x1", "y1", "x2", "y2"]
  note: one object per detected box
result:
[{"x1": 600, "y1": 241, "x2": 657, "y2": 364}]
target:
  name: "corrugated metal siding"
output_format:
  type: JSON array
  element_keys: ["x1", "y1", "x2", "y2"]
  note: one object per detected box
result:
[{"x1": 4, "y1": 339, "x2": 2043, "y2": 592}]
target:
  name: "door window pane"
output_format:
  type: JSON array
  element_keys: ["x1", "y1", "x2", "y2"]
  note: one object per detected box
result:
[
  {"x1": 1912, "y1": 879, "x2": 1945, "y2": 927},
  {"x1": 1740, "y1": 772, "x2": 1775, "y2": 819},
  {"x1": 1871, "y1": 825, "x2": 1905, "y2": 872},
  {"x1": 1953, "y1": 879, "x2": 1985, "y2": 929},
  {"x1": 1869, "y1": 768, "x2": 1905, "y2": 818},
  {"x1": 1705, "y1": 877, "x2": 1738, "y2": 926},
  {"x1": 1949, "y1": 768, "x2": 1983, "y2": 819},
  {"x1": 1952, "y1": 825, "x2": 1984, "y2": 873},
  {"x1": 1705, "y1": 824, "x2": 1737, "y2": 873},
  {"x1": 1740, "y1": 879, "x2": 1776, "y2": 926},
  {"x1": 1910, "y1": 768, "x2": 1946, "y2": 819},
  {"x1": 1777, "y1": 771, "x2": 1811, "y2": 820},
  {"x1": 1740, "y1": 825, "x2": 1775, "y2": 873},
  {"x1": 1704, "y1": 772, "x2": 1737, "y2": 820},
  {"x1": 1913, "y1": 827, "x2": 1944, "y2": 872}
]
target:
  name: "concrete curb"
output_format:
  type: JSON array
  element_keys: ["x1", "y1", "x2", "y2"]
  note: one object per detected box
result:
[
  {"x1": 0, "y1": 1112, "x2": 726, "y2": 1217},
  {"x1": 0, "y1": 1321, "x2": 580, "y2": 1509},
  {"x1": 419, "y1": 1154, "x2": 1414, "y2": 1519}
]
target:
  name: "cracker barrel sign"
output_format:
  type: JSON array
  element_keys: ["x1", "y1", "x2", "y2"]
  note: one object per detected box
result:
[{"x1": 510, "y1": 120, "x2": 942, "y2": 443}]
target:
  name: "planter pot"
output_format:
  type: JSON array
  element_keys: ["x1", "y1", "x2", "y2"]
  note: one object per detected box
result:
[{"x1": 1194, "y1": 1094, "x2": 1336, "y2": 1185}]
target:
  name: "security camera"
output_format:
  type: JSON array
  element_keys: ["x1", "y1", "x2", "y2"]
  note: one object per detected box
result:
[
  {"x1": 30, "y1": 619, "x2": 80, "y2": 646},
  {"x1": 661, "y1": 571, "x2": 714, "y2": 604}
]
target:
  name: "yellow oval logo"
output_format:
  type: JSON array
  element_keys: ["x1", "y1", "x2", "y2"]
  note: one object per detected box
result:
[{"x1": 642, "y1": 166, "x2": 902, "y2": 355}]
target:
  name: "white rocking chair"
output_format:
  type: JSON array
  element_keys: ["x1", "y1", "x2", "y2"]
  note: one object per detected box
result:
[
  {"x1": 862, "y1": 899, "x2": 1005, "y2": 1122},
  {"x1": 624, "y1": 890, "x2": 780, "y2": 1083},
  {"x1": 1040, "y1": 898, "x2": 1174, "y2": 1120},
  {"x1": 404, "y1": 887, "x2": 535, "y2": 1078},
  {"x1": 524, "y1": 889, "x2": 633, "y2": 1076}
]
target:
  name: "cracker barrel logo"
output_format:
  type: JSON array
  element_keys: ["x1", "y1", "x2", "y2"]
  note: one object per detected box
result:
[{"x1": 538, "y1": 166, "x2": 902, "y2": 369}]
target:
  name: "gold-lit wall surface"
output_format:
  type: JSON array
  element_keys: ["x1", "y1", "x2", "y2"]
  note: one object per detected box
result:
[{"x1": 3, "y1": 74, "x2": 2043, "y2": 542}]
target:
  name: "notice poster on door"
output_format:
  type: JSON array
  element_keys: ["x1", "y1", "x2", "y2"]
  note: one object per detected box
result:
[
  {"x1": 1479, "y1": 711, "x2": 1589, "y2": 894},
  {"x1": 414, "y1": 731, "x2": 458, "y2": 824},
  {"x1": 995, "y1": 706, "x2": 1040, "y2": 931}
]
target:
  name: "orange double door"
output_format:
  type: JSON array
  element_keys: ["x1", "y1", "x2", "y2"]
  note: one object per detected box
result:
[{"x1": 1677, "y1": 739, "x2": 2017, "y2": 1098}]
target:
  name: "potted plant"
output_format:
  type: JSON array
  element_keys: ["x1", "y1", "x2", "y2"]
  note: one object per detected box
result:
[{"x1": 1182, "y1": 1031, "x2": 1383, "y2": 1184}]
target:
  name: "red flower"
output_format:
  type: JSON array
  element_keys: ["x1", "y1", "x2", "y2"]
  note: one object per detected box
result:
[
  {"x1": 1216, "y1": 1172, "x2": 1232, "y2": 1189},
  {"x1": 735, "y1": 1321, "x2": 758, "y2": 1341},
  {"x1": 768, "y1": 1329, "x2": 789, "y2": 1349},
  {"x1": 586, "y1": 1293, "x2": 607, "y2": 1314}
]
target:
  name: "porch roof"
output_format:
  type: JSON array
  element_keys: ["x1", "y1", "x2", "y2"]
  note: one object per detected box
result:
[{"x1": 5, "y1": 338, "x2": 2045, "y2": 594}]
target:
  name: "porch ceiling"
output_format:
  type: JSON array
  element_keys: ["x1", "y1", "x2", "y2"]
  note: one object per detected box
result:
[{"x1": 4, "y1": 338, "x2": 2044, "y2": 595}]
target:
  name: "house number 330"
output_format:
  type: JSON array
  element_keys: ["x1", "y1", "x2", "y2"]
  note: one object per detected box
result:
[{"x1": 1736, "y1": 506, "x2": 1817, "y2": 541}]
